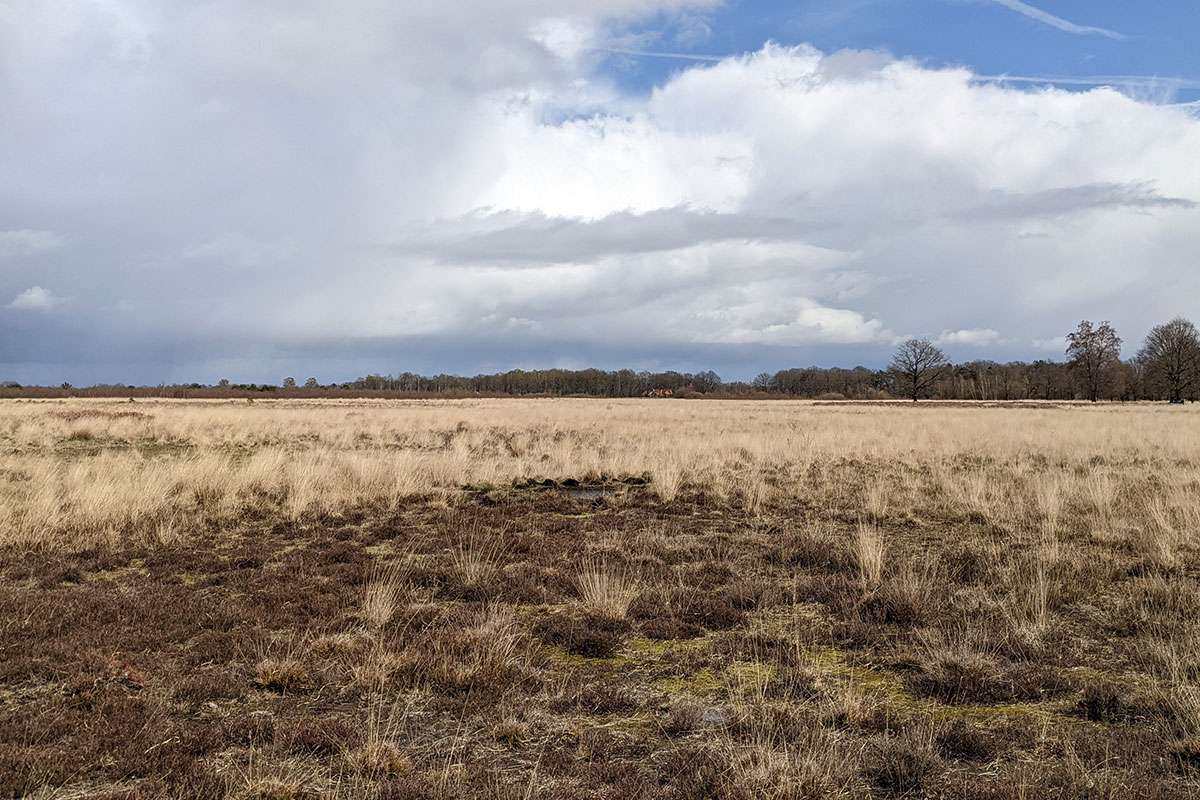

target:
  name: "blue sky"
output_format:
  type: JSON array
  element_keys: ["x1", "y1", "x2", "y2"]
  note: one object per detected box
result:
[
  {"x1": 607, "y1": 0, "x2": 1200, "y2": 103},
  {"x1": 1, "y1": 1, "x2": 1198, "y2": 385}
]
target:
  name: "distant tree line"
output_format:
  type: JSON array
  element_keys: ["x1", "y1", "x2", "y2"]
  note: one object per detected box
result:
[
  {"x1": 872, "y1": 318, "x2": 1200, "y2": 403},
  {"x1": 5, "y1": 318, "x2": 1199, "y2": 402},
  {"x1": 335, "y1": 318, "x2": 1200, "y2": 402},
  {"x1": 345, "y1": 368, "x2": 725, "y2": 398}
]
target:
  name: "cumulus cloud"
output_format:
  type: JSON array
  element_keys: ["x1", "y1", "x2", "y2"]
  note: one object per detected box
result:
[
  {"x1": 936, "y1": 328, "x2": 1002, "y2": 347},
  {"x1": 7, "y1": 287, "x2": 66, "y2": 311},
  {"x1": 0, "y1": 5, "x2": 1198, "y2": 382}
]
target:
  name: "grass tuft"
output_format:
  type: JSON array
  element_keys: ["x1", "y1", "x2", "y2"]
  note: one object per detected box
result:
[{"x1": 576, "y1": 558, "x2": 640, "y2": 620}]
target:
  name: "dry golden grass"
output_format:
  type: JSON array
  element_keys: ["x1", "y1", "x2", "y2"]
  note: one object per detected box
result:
[
  {"x1": 576, "y1": 558, "x2": 641, "y2": 620},
  {"x1": 854, "y1": 523, "x2": 886, "y2": 589},
  {"x1": 10, "y1": 398, "x2": 1200, "y2": 798},
  {"x1": 5, "y1": 397, "x2": 1200, "y2": 556},
  {"x1": 360, "y1": 562, "x2": 407, "y2": 631},
  {"x1": 349, "y1": 695, "x2": 415, "y2": 777},
  {"x1": 451, "y1": 525, "x2": 507, "y2": 589},
  {"x1": 225, "y1": 752, "x2": 328, "y2": 800}
]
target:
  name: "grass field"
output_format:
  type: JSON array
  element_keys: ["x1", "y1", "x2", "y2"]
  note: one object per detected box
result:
[{"x1": 5, "y1": 398, "x2": 1200, "y2": 798}]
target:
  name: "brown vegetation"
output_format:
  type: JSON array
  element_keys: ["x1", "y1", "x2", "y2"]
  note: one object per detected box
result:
[{"x1": 3, "y1": 398, "x2": 1200, "y2": 797}]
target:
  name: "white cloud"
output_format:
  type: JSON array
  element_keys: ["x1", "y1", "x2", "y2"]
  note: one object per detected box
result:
[
  {"x1": 0, "y1": 6, "x2": 1198, "y2": 378},
  {"x1": 693, "y1": 298, "x2": 889, "y2": 345},
  {"x1": 976, "y1": 74, "x2": 1200, "y2": 92},
  {"x1": 529, "y1": 17, "x2": 596, "y2": 65},
  {"x1": 7, "y1": 286, "x2": 66, "y2": 311},
  {"x1": 936, "y1": 328, "x2": 1002, "y2": 347},
  {"x1": 0, "y1": 230, "x2": 64, "y2": 259}
]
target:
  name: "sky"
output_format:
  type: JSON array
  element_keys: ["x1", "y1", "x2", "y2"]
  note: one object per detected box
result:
[{"x1": 1, "y1": 1, "x2": 1198, "y2": 385}]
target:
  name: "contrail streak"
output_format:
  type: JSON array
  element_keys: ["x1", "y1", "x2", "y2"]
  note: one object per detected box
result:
[
  {"x1": 592, "y1": 47, "x2": 726, "y2": 62},
  {"x1": 990, "y1": 0, "x2": 1126, "y2": 40}
]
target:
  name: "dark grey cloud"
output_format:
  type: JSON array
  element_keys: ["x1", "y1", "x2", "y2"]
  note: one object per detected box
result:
[
  {"x1": 393, "y1": 207, "x2": 830, "y2": 264},
  {"x1": 959, "y1": 182, "x2": 1196, "y2": 221}
]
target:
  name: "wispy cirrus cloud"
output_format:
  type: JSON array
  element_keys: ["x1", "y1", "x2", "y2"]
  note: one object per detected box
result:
[{"x1": 989, "y1": 0, "x2": 1126, "y2": 40}]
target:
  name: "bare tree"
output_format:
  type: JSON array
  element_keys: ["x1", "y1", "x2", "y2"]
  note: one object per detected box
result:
[
  {"x1": 692, "y1": 370, "x2": 722, "y2": 393},
  {"x1": 1066, "y1": 320, "x2": 1122, "y2": 402},
  {"x1": 890, "y1": 339, "x2": 948, "y2": 402},
  {"x1": 282, "y1": 376, "x2": 297, "y2": 388},
  {"x1": 1138, "y1": 317, "x2": 1200, "y2": 404}
]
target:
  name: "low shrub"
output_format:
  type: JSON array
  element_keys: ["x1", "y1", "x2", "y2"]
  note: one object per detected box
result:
[
  {"x1": 861, "y1": 733, "x2": 943, "y2": 794},
  {"x1": 535, "y1": 610, "x2": 630, "y2": 658}
]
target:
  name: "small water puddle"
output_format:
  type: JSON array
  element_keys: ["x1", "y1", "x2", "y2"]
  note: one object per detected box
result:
[
  {"x1": 501, "y1": 476, "x2": 649, "y2": 498},
  {"x1": 561, "y1": 486, "x2": 615, "y2": 500}
]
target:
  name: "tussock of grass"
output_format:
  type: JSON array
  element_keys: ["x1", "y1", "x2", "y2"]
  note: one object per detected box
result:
[
  {"x1": 360, "y1": 561, "x2": 408, "y2": 630},
  {"x1": 854, "y1": 522, "x2": 885, "y2": 589},
  {"x1": 450, "y1": 524, "x2": 506, "y2": 591},
  {"x1": 576, "y1": 558, "x2": 641, "y2": 620}
]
